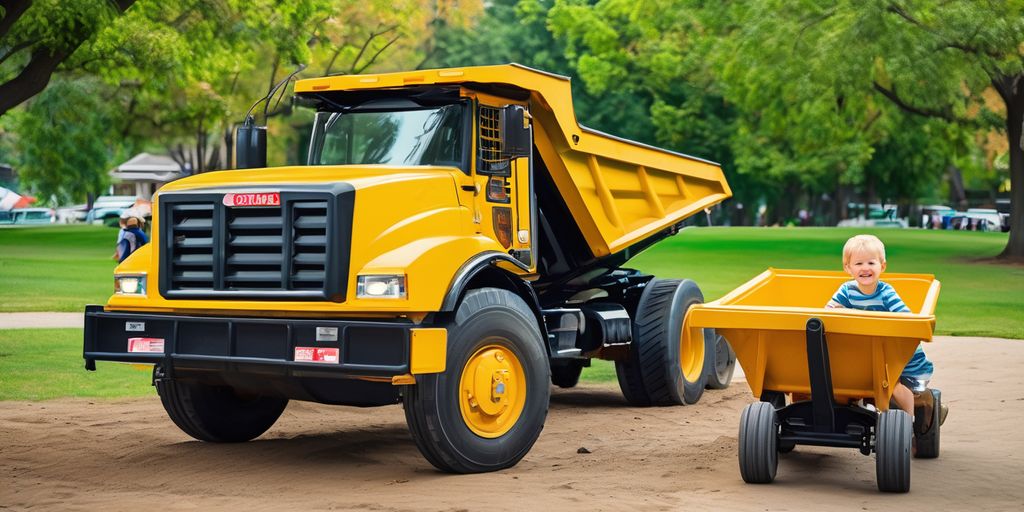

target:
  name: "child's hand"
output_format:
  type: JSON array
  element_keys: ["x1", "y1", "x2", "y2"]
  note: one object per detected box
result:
[{"x1": 825, "y1": 301, "x2": 844, "y2": 309}]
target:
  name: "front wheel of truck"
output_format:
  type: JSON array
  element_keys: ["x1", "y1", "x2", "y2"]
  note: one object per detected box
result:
[
  {"x1": 404, "y1": 288, "x2": 550, "y2": 473},
  {"x1": 615, "y1": 279, "x2": 706, "y2": 406},
  {"x1": 155, "y1": 374, "x2": 288, "y2": 443}
]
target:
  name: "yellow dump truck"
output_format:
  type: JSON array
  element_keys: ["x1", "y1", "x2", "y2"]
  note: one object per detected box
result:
[{"x1": 83, "y1": 64, "x2": 732, "y2": 473}]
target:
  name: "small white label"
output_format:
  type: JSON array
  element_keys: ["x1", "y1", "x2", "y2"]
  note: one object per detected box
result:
[
  {"x1": 316, "y1": 327, "x2": 339, "y2": 342},
  {"x1": 125, "y1": 321, "x2": 146, "y2": 332},
  {"x1": 518, "y1": 230, "x2": 529, "y2": 243}
]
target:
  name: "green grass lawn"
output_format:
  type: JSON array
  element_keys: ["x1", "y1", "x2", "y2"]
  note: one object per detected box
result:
[
  {"x1": 1, "y1": 225, "x2": 1021, "y2": 397},
  {"x1": 0, "y1": 329, "x2": 153, "y2": 400},
  {"x1": 0, "y1": 225, "x2": 117, "y2": 311}
]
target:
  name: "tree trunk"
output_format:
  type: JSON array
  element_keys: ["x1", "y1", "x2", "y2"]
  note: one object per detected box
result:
[
  {"x1": 999, "y1": 80, "x2": 1024, "y2": 260},
  {"x1": 947, "y1": 164, "x2": 967, "y2": 209},
  {"x1": 0, "y1": 1, "x2": 32, "y2": 41},
  {"x1": 0, "y1": 0, "x2": 137, "y2": 117}
]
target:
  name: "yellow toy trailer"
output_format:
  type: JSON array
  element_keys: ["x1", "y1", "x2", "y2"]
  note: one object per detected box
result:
[
  {"x1": 82, "y1": 64, "x2": 733, "y2": 473},
  {"x1": 684, "y1": 268, "x2": 942, "y2": 492}
]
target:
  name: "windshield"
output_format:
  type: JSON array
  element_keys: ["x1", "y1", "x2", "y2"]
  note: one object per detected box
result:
[{"x1": 307, "y1": 104, "x2": 465, "y2": 169}]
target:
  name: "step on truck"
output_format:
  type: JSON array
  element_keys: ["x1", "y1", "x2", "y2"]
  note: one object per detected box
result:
[{"x1": 83, "y1": 64, "x2": 734, "y2": 473}]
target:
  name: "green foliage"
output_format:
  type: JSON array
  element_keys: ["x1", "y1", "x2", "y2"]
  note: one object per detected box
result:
[
  {"x1": 1, "y1": 1, "x2": 124, "y2": 76},
  {"x1": 425, "y1": 0, "x2": 656, "y2": 142},
  {"x1": 0, "y1": 329, "x2": 153, "y2": 400},
  {"x1": 13, "y1": 79, "x2": 118, "y2": 204}
]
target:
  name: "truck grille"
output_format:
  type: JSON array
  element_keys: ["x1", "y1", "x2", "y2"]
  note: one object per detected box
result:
[{"x1": 159, "y1": 189, "x2": 352, "y2": 301}]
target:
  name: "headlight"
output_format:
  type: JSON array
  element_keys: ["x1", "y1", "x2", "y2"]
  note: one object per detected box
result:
[
  {"x1": 114, "y1": 275, "x2": 147, "y2": 296},
  {"x1": 356, "y1": 275, "x2": 406, "y2": 299}
]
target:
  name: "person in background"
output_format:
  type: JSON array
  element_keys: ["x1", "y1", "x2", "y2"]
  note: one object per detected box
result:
[{"x1": 115, "y1": 214, "x2": 148, "y2": 263}]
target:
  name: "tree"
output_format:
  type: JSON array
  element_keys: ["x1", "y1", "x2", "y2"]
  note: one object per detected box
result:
[
  {"x1": 716, "y1": 1, "x2": 1024, "y2": 258},
  {"x1": 544, "y1": 0, "x2": 756, "y2": 221},
  {"x1": 13, "y1": 78, "x2": 117, "y2": 204},
  {"x1": 0, "y1": 0, "x2": 136, "y2": 117}
]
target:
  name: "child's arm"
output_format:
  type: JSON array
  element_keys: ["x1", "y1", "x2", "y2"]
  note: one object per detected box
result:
[{"x1": 825, "y1": 283, "x2": 850, "y2": 309}]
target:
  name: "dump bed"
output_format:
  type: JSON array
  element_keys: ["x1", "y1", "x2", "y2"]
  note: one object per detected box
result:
[
  {"x1": 683, "y1": 269, "x2": 941, "y2": 409},
  {"x1": 294, "y1": 64, "x2": 732, "y2": 258}
]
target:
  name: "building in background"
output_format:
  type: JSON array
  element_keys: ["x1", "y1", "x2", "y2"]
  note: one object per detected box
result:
[{"x1": 109, "y1": 153, "x2": 187, "y2": 200}]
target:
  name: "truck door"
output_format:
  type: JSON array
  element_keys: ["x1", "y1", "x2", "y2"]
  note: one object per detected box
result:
[{"x1": 475, "y1": 101, "x2": 535, "y2": 271}]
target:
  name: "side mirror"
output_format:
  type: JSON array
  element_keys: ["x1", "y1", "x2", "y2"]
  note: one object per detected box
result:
[
  {"x1": 500, "y1": 105, "x2": 531, "y2": 160},
  {"x1": 235, "y1": 116, "x2": 267, "y2": 169}
]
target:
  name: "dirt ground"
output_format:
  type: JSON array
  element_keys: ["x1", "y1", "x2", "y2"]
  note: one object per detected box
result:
[{"x1": 2, "y1": 336, "x2": 1023, "y2": 511}]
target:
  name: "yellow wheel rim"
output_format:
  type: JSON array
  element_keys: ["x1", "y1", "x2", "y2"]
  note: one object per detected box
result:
[
  {"x1": 458, "y1": 343, "x2": 527, "y2": 438},
  {"x1": 680, "y1": 325, "x2": 705, "y2": 383}
]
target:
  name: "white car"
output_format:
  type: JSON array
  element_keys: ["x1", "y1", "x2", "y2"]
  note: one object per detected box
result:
[{"x1": 86, "y1": 196, "x2": 137, "y2": 224}]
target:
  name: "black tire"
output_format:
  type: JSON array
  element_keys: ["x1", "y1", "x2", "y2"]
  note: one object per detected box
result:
[
  {"x1": 615, "y1": 279, "x2": 706, "y2": 406},
  {"x1": 704, "y1": 329, "x2": 736, "y2": 390},
  {"x1": 914, "y1": 389, "x2": 941, "y2": 459},
  {"x1": 155, "y1": 377, "x2": 287, "y2": 443},
  {"x1": 738, "y1": 401, "x2": 778, "y2": 484},
  {"x1": 403, "y1": 288, "x2": 550, "y2": 473},
  {"x1": 550, "y1": 360, "x2": 585, "y2": 389},
  {"x1": 876, "y1": 409, "x2": 912, "y2": 493}
]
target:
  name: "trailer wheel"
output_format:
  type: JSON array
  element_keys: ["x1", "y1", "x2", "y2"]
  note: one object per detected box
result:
[
  {"x1": 155, "y1": 376, "x2": 287, "y2": 443},
  {"x1": 615, "y1": 279, "x2": 706, "y2": 406},
  {"x1": 738, "y1": 401, "x2": 778, "y2": 484},
  {"x1": 914, "y1": 389, "x2": 941, "y2": 459},
  {"x1": 550, "y1": 360, "x2": 585, "y2": 389},
  {"x1": 704, "y1": 329, "x2": 736, "y2": 390},
  {"x1": 875, "y1": 409, "x2": 912, "y2": 493},
  {"x1": 404, "y1": 288, "x2": 549, "y2": 473}
]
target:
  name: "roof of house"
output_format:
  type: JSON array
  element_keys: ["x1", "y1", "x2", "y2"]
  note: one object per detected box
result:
[{"x1": 110, "y1": 153, "x2": 185, "y2": 182}]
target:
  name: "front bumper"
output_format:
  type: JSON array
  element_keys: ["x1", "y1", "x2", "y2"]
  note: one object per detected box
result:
[{"x1": 83, "y1": 305, "x2": 445, "y2": 381}]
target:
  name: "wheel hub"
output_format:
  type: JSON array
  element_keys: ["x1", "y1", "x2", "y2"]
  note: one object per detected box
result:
[{"x1": 459, "y1": 344, "x2": 526, "y2": 438}]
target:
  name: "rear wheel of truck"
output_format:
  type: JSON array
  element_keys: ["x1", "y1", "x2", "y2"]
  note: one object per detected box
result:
[
  {"x1": 615, "y1": 279, "x2": 706, "y2": 406},
  {"x1": 155, "y1": 375, "x2": 288, "y2": 443},
  {"x1": 404, "y1": 288, "x2": 550, "y2": 473}
]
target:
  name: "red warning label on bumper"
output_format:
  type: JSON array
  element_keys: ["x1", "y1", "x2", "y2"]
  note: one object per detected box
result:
[
  {"x1": 127, "y1": 337, "x2": 165, "y2": 353},
  {"x1": 294, "y1": 347, "x2": 340, "y2": 364}
]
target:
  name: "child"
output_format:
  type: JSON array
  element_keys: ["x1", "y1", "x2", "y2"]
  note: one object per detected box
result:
[
  {"x1": 826, "y1": 234, "x2": 945, "y2": 428},
  {"x1": 116, "y1": 214, "x2": 149, "y2": 263}
]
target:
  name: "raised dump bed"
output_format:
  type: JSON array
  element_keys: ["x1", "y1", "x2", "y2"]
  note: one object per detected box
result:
[{"x1": 683, "y1": 268, "x2": 942, "y2": 493}]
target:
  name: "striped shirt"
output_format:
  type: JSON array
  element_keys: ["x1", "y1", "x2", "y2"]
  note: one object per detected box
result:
[
  {"x1": 829, "y1": 280, "x2": 909, "y2": 312},
  {"x1": 829, "y1": 280, "x2": 933, "y2": 386}
]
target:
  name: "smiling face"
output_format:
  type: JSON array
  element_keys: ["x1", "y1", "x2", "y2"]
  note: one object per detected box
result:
[{"x1": 844, "y1": 248, "x2": 887, "y2": 294}]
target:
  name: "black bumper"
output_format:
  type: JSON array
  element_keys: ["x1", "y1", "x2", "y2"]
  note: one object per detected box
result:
[{"x1": 83, "y1": 305, "x2": 413, "y2": 379}]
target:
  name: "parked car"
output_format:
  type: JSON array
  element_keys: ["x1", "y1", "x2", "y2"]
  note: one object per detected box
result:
[
  {"x1": 920, "y1": 205, "x2": 954, "y2": 229},
  {"x1": 965, "y1": 208, "x2": 1004, "y2": 232},
  {"x1": 86, "y1": 196, "x2": 137, "y2": 226},
  {"x1": 56, "y1": 204, "x2": 89, "y2": 224},
  {"x1": 11, "y1": 207, "x2": 55, "y2": 224}
]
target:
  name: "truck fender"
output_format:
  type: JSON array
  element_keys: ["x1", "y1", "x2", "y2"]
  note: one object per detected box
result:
[{"x1": 440, "y1": 252, "x2": 549, "y2": 354}]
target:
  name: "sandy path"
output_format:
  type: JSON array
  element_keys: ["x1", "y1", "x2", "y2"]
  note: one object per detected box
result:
[{"x1": 2, "y1": 336, "x2": 1022, "y2": 511}]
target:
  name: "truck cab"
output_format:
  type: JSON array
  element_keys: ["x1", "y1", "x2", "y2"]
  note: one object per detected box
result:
[{"x1": 84, "y1": 64, "x2": 733, "y2": 473}]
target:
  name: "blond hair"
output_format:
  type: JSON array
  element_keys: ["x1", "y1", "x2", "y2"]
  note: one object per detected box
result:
[{"x1": 842, "y1": 234, "x2": 886, "y2": 265}]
